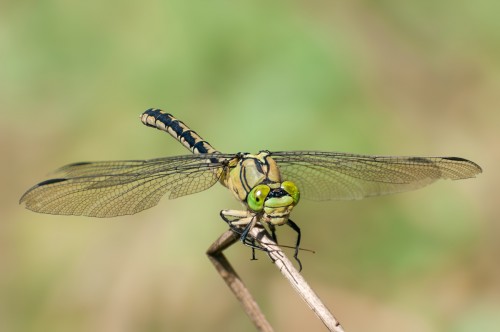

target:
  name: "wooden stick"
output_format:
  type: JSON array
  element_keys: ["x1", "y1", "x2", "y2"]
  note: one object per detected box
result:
[
  {"x1": 207, "y1": 227, "x2": 345, "y2": 332},
  {"x1": 206, "y1": 230, "x2": 274, "y2": 332},
  {"x1": 250, "y1": 226, "x2": 345, "y2": 332}
]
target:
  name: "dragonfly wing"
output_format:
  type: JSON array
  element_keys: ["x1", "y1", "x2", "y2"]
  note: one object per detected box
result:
[
  {"x1": 19, "y1": 154, "x2": 233, "y2": 217},
  {"x1": 272, "y1": 151, "x2": 482, "y2": 201}
]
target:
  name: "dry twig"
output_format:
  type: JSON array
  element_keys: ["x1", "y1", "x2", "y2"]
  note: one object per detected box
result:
[
  {"x1": 207, "y1": 227, "x2": 345, "y2": 332},
  {"x1": 207, "y1": 230, "x2": 274, "y2": 332}
]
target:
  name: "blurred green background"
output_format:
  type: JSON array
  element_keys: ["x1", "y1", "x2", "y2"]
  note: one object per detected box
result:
[{"x1": 1, "y1": 0, "x2": 498, "y2": 331}]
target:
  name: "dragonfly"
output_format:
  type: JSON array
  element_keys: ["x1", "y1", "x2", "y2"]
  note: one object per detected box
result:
[{"x1": 20, "y1": 109, "x2": 482, "y2": 270}]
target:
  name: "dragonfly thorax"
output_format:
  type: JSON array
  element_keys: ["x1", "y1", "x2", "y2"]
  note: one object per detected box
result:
[{"x1": 222, "y1": 151, "x2": 282, "y2": 202}]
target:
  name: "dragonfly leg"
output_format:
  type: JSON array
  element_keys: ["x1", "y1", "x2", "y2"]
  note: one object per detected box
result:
[
  {"x1": 220, "y1": 209, "x2": 249, "y2": 219},
  {"x1": 220, "y1": 209, "x2": 249, "y2": 234},
  {"x1": 251, "y1": 239, "x2": 257, "y2": 261},
  {"x1": 220, "y1": 210, "x2": 267, "y2": 252},
  {"x1": 239, "y1": 216, "x2": 265, "y2": 251},
  {"x1": 286, "y1": 219, "x2": 302, "y2": 272},
  {"x1": 269, "y1": 224, "x2": 277, "y2": 243}
]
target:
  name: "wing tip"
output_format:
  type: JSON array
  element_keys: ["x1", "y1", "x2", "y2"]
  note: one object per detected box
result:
[
  {"x1": 19, "y1": 178, "x2": 69, "y2": 205},
  {"x1": 442, "y1": 157, "x2": 483, "y2": 178}
]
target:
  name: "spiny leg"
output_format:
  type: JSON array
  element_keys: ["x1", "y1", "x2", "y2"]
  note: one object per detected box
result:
[
  {"x1": 220, "y1": 209, "x2": 248, "y2": 229},
  {"x1": 220, "y1": 210, "x2": 267, "y2": 255},
  {"x1": 286, "y1": 219, "x2": 302, "y2": 272},
  {"x1": 251, "y1": 242, "x2": 257, "y2": 261},
  {"x1": 239, "y1": 216, "x2": 263, "y2": 251},
  {"x1": 221, "y1": 210, "x2": 303, "y2": 269},
  {"x1": 269, "y1": 224, "x2": 277, "y2": 243}
]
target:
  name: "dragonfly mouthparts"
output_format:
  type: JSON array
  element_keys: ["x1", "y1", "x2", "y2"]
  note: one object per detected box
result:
[{"x1": 267, "y1": 187, "x2": 289, "y2": 199}]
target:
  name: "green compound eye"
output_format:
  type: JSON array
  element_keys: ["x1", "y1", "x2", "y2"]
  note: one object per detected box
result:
[
  {"x1": 281, "y1": 181, "x2": 300, "y2": 204},
  {"x1": 247, "y1": 184, "x2": 271, "y2": 212}
]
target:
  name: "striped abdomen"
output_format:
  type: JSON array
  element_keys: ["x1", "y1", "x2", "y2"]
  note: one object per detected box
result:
[{"x1": 141, "y1": 109, "x2": 218, "y2": 154}]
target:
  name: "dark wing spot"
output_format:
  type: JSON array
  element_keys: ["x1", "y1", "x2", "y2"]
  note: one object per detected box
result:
[
  {"x1": 443, "y1": 157, "x2": 468, "y2": 162},
  {"x1": 38, "y1": 178, "x2": 68, "y2": 186},
  {"x1": 65, "y1": 162, "x2": 92, "y2": 167}
]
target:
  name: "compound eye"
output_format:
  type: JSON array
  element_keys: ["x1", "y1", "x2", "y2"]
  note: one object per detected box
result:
[
  {"x1": 281, "y1": 181, "x2": 300, "y2": 204},
  {"x1": 247, "y1": 185, "x2": 271, "y2": 212}
]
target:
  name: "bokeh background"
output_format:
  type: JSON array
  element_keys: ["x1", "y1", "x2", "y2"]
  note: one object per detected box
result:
[{"x1": 1, "y1": 1, "x2": 498, "y2": 331}]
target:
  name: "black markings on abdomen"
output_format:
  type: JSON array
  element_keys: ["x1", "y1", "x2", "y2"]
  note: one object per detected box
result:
[{"x1": 141, "y1": 108, "x2": 218, "y2": 154}]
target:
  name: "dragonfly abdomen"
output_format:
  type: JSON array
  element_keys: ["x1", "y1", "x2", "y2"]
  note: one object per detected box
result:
[{"x1": 141, "y1": 109, "x2": 218, "y2": 154}]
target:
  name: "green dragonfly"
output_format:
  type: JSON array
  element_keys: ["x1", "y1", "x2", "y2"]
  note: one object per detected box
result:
[{"x1": 20, "y1": 109, "x2": 482, "y2": 270}]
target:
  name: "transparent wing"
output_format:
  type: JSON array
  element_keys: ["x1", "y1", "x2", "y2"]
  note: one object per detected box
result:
[
  {"x1": 272, "y1": 151, "x2": 482, "y2": 200},
  {"x1": 19, "y1": 154, "x2": 235, "y2": 217}
]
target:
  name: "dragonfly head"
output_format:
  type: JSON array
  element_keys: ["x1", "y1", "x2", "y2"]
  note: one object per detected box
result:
[{"x1": 246, "y1": 181, "x2": 300, "y2": 226}]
